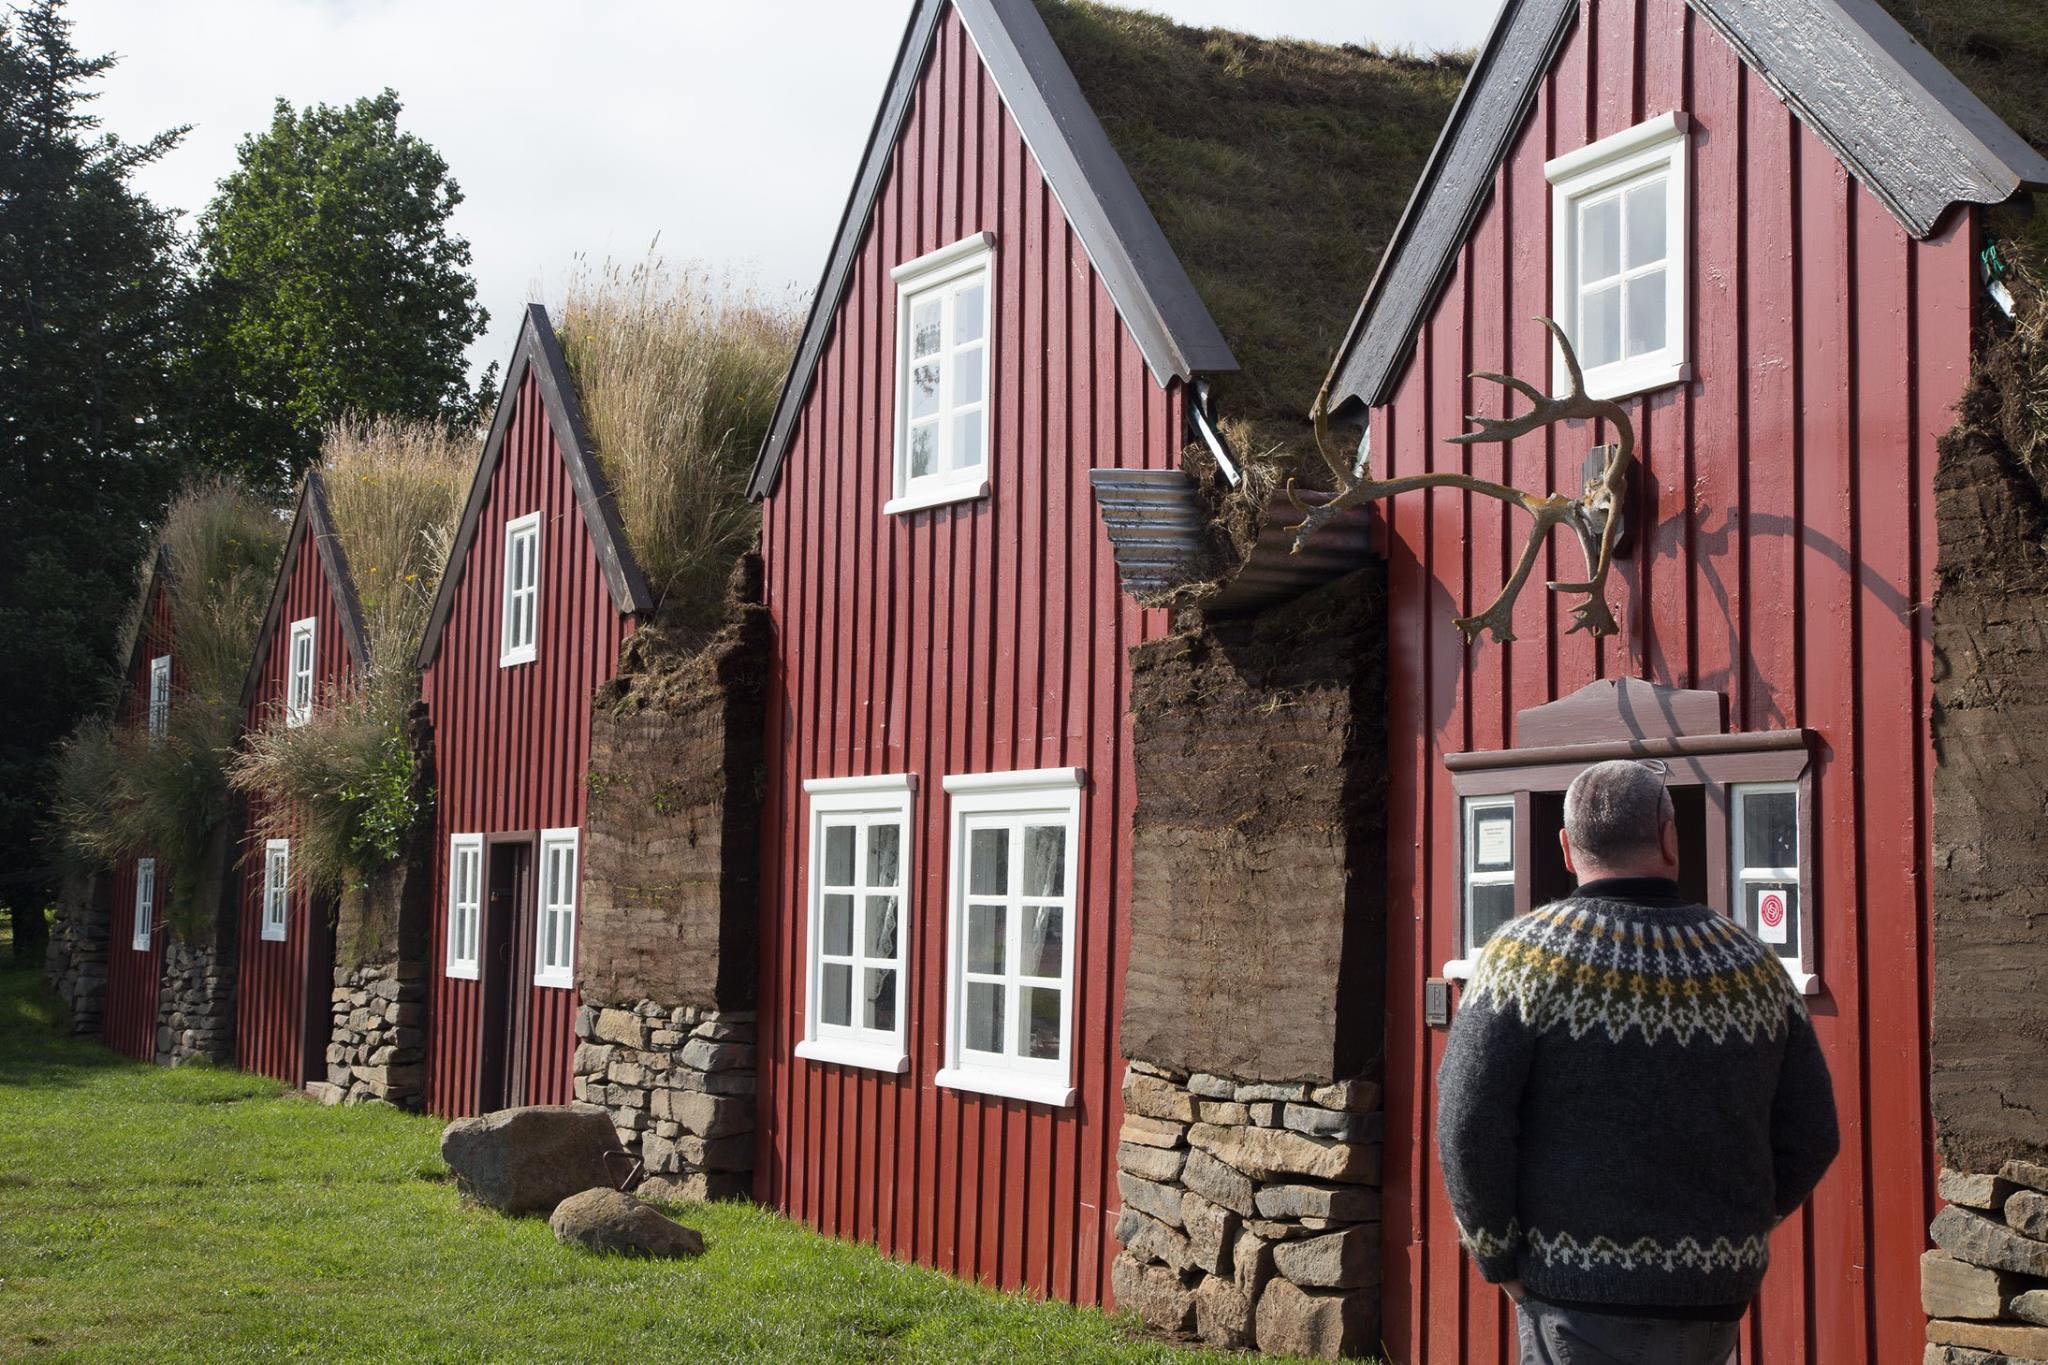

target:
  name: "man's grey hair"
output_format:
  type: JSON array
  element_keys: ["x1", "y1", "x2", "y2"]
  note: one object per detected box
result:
[{"x1": 1563, "y1": 760, "x2": 1675, "y2": 864}]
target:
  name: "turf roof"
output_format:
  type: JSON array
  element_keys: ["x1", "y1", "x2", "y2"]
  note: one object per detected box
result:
[{"x1": 1034, "y1": 0, "x2": 1466, "y2": 451}]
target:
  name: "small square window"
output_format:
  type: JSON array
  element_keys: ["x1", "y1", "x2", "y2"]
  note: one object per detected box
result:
[
  {"x1": 445, "y1": 835, "x2": 482, "y2": 980},
  {"x1": 887, "y1": 234, "x2": 994, "y2": 516},
  {"x1": 501, "y1": 513, "x2": 541, "y2": 667},
  {"x1": 285, "y1": 617, "x2": 317, "y2": 727},
  {"x1": 534, "y1": 828, "x2": 578, "y2": 989},
  {"x1": 1547, "y1": 113, "x2": 1689, "y2": 400},
  {"x1": 132, "y1": 857, "x2": 155, "y2": 951},
  {"x1": 797, "y1": 775, "x2": 915, "y2": 1074},
  {"x1": 937, "y1": 768, "x2": 1084, "y2": 1108},
  {"x1": 148, "y1": 655, "x2": 171, "y2": 742},
  {"x1": 1462, "y1": 797, "x2": 1517, "y2": 964},
  {"x1": 261, "y1": 839, "x2": 290, "y2": 941},
  {"x1": 1732, "y1": 782, "x2": 1810, "y2": 990}
]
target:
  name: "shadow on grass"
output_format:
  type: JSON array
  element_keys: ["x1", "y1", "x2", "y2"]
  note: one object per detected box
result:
[{"x1": 0, "y1": 962, "x2": 139, "y2": 1090}]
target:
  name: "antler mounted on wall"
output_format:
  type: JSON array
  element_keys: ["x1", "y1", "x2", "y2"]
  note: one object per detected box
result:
[{"x1": 1296, "y1": 317, "x2": 1634, "y2": 644}]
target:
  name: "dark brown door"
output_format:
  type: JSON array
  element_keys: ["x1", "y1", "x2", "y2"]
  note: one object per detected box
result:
[
  {"x1": 478, "y1": 836, "x2": 536, "y2": 1111},
  {"x1": 300, "y1": 891, "x2": 338, "y2": 1085}
]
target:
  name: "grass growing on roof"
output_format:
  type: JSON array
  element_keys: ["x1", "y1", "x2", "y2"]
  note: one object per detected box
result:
[
  {"x1": 556, "y1": 258, "x2": 801, "y2": 632},
  {"x1": 0, "y1": 949, "x2": 1297, "y2": 1364}
]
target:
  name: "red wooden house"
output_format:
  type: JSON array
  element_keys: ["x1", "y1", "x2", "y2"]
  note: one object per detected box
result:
[
  {"x1": 416, "y1": 304, "x2": 652, "y2": 1117},
  {"x1": 104, "y1": 549, "x2": 175, "y2": 1062},
  {"x1": 234, "y1": 473, "x2": 369, "y2": 1087},
  {"x1": 746, "y1": 0, "x2": 1455, "y2": 1306},
  {"x1": 1314, "y1": 0, "x2": 2048, "y2": 1361}
]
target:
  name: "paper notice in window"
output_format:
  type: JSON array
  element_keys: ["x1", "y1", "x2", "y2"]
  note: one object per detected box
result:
[
  {"x1": 1757, "y1": 889, "x2": 1788, "y2": 944},
  {"x1": 1477, "y1": 817, "x2": 1512, "y2": 868}
]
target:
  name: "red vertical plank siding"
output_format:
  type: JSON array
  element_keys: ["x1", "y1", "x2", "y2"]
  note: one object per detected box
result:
[
  {"x1": 422, "y1": 372, "x2": 632, "y2": 1117},
  {"x1": 103, "y1": 577, "x2": 176, "y2": 1061},
  {"x1": 235, "y1": 527, "x2": 358, "y2": 1084},
  {"x1": 1372, "y1": 4, "x2": 1977, "y2": 1362},
  {"x1": 755, "y1": 6, "x2": 1176, "y2": 1307}
]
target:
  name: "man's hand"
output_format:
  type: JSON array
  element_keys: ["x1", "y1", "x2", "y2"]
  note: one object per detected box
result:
[{"x1": 1501, "y1": 1280, "x2": 1526, "y2": 1304}]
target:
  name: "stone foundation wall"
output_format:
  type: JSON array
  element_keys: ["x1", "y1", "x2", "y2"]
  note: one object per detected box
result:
[
  {"x1": 315, "y1": 960, "x2": 426, "y2": 1107},
  {"x1": 1923, "y1": 1162, "x2": 2048, "y2": 1361},
  {"x1": 44, "y1": 873, "x2": 108, "y2": 1037},
  {"x1": 572, "y1": 999, "x2": 755, "y2": 1201},
  {"x1": 155, "y1": 938, "x2": 232, "y2": 1066},
  {"x1": 1111, "y1": 1061, "x2": 1383, "y2": 1359}
]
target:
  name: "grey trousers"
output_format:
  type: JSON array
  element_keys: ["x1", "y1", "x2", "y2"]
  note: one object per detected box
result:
[{"x1": 1515, "y1": 1298, "x2": 1739, "y2": 1365}]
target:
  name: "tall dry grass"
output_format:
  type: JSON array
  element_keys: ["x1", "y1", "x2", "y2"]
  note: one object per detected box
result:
[{"x1": 556, "y1": 257, "x2": 800, "y2": 629}]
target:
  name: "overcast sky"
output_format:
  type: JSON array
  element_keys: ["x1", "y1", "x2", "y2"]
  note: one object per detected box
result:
[{"x1": 70, "y1": 0, "x2": 1501, "y2": 380}]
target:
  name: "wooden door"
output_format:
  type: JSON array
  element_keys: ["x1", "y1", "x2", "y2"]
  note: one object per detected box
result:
[{"x1": 478, "y1": 836, "x2": 535, "y2": 1111}]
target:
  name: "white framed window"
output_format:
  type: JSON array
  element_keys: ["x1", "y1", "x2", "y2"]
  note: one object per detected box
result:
[
  {"x1": 148, "y1": 655, "x2": 171, "y2": 741},
  {"x1": 795, "y1": 774, "x2": 916, "y2": 1074},
  {"x1": 1448, "y1": 796, "x2": 1517, "y2": 981},
  {"x1": 445, "y1": 834, "x2": 483, "y2": 980},
  {"x1": 1547, "y1": 112, "x2": 1690, "y2": 400},
  {"x1": 887, "y1": 232, "x2": 994, "y2": 516},
  {"x1": 534, "y1": 827, "x2": 578, "y2": 989},
  {"x1": 500, "y1": 511, "x2": 541, "y2": 667},
  {"x1": 285, "y1": 617, "x2": 317, "y2": 727},
  {"x1": 132, "y1": 857, "x2": 155, "y2": 951},
  {"x1": 937, "y1": 767, "x2": 1083, "y2": 1108},
  {"x1": 260, "y1": 839, "x2": 290, "y2": 941},
  {"x1": 1731, "y1": 782, "x2": 1813, "y2": 993}
]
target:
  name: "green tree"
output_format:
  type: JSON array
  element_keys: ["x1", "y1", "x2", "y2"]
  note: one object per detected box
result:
[
  {"x1": 181, "y1": 89, "x2": 490, "y2": 489},
  {"x1": 0, "y1": 0, "x2": 189, "y2": 960}
]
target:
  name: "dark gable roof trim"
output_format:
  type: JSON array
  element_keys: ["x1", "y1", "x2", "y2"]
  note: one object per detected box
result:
[
  {"x1": 416, "y1": 304, "x2": 654, "y2": 670},
  {"x1": 118, "y1": 542, "x2": 175, "y2": 704},
  {"x1": 238, "y1": 471, "x2": 373, "y2": 715},
  {"x1": 745, "y1": 0, "x2": 1236, "y2": 501},
  {"x1": 1327, "y1": 0, "x2": 2048, "y2": 416}
]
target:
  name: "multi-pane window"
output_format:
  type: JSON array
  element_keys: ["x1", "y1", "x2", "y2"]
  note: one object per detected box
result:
[
  {"x1": 285, "y1": 617, "x2": 317, "y2": 727},
  {"x1": 445, "y1": 834, "x2": 482, "y2": 980},
  {"x1": 889, "y1": 234, "x2": 993, "y2": 514},
  {"x1": 133, "y1": 857, "x2": 156, "y2": 951},
  {"x1": 797, "y1": 775, "x2": 914, "y2": 1073},
  {"x1": 1732, "y1": 783, "x2": 1801, "y2": 969},
  {"x1": 534, "y1": 827, "x2": 578, "y2": 988},
  {"x1": 260, "y1": 839, "x2": 290, "y2": 941},
  {"x1": 148, "y1": 655, "x2": 171, "y2": 741},
  {"x1": 1462, "y1": 797, "x2": 1517, "y2": 961},
  {"x1": 1547, "y1": 113, "x2": 1688, "y2": 399},
  {"x1": 938, "y1": 768, "x2": 1083, "y2": 1108},
  {"x1": 501, "y1": 512, "x2": 541, "y2": 667}
]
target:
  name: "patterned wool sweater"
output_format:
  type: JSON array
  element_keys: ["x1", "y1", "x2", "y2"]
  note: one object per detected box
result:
[{"x1": 1436, "y1": 877, "x2": 1839, "y2": 1313}]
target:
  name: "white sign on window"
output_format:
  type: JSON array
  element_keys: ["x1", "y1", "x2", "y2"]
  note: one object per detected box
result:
[
  {"x1": 1477, "y1": 816, "x2": 1513, "y2": 867},
  {"x1": 1757, "y1": 887, "x2": 1789, "y2": 945}
]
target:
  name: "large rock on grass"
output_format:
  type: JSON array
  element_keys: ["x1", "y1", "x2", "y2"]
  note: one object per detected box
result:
[
  {"x1": 550, "y1": 1187, "x2": 705, "y2": 1259},
  {"x1": 440, "y1": 1105, "x2": 627, "y2": 1214}
]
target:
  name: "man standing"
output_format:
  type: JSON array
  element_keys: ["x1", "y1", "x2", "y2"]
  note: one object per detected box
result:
[{"x1": 1437, "y1": 760, "x2": 1839, "y2": 1365}]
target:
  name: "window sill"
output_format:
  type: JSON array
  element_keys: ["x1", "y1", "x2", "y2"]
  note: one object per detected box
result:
[
  {"x1": 260, "y1": 926, "x2": 287, "y2": 943},
  {"x1": 795, "y1": 1037, "x2": 909, "y2": 1074},
  {"x1": 1442, "y1": 958, "x2": 1476, "y2": 983},
  {"x1": 284, "y1": 712, "x2": 310, "y2": 730},
  {"x1": 1783, "y1": 966, "x2": 1821, "y2": 997},
  {"x1": 499, "y1": 648, "x2": 536, "y2": 669},
  {"x1": 1577, "y1": 358, "x2": 1691, "y2": 403},
  {"x1": 445, "y1": 961, "x2": 478, "y2": 981},
  {"x1": 885, "y1": 479, "x2": 989, "y2": 517},
  {"x1": 935, "y1": 1066, "x2": 1075, "y2": 1108},
  {"x1": 532, "y1": 971, "x2": 575, "y2": 991},
  {"x1": 130, "y1": 941, "x2": 151, "y2": 953}
]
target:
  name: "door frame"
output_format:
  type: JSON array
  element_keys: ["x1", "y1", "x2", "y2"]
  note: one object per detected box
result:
[{"x1": 477, "y1": 829, "x2": 539, "y2": 1111}]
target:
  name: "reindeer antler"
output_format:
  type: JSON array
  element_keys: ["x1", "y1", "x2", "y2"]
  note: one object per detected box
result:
[{"x1": 1290, "y1": 317, "x2": 1633, "y2": 645}]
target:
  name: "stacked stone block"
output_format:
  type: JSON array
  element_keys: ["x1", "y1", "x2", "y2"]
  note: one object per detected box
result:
[
  {"x1": 318, "y1": 961, "x2": 426, "y2": 1106},
  {"x1": 1924, "y1": 1162, "x2": 2048, "y2": 1363},
  {"x1": 44, "y1": 875, "x2": 107, "y2": 1037},
  {"x1": 572, "y1": 999, "x2": 755, "y2": 1202},
  {"x1": 155, "y1": 940, "x2": 232, "y2": 1066},
  {"x1": 1111, "y1": 1061, "x2": 1382, "y2": 1359}
]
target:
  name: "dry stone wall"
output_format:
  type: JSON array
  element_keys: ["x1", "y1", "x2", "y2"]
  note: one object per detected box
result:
[
  {"x1": 1111, "y1": 1061, "x2": 1383, "y2": 1358},
  {"x1": 571, "y1": 1001, "x2": 754, "y2": 1201},
  {"x1": 315, "y1": 960, "x2": 427, "y2": 1107},
  {"x1": 155, "y1": 938, "x2": 232, "y2": 1066},
  {"x1": 44, "y1": 873, "x2": 107, "y2": 1037},
  {"x1": 1924, "y1": 1162, "x2": 2048, "y2": 1362}
]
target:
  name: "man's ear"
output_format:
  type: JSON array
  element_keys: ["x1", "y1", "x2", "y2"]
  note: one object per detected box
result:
[
  {"x1": 1661, "y1": 816, "x2": 1681, "y2": 867},
  {"x1": 1558, "y1": 826, "x2": 1576, "y2": 876}
]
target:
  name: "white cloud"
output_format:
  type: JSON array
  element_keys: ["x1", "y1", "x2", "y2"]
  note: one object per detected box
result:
[{"x1": 69, "y1": 0, "x2": 1500, "y2": 379}]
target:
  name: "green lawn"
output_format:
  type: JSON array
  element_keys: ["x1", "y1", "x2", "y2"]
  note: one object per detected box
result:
[{"x1": 0, "y1": 951, "x2": 1231, "y2": 1363}]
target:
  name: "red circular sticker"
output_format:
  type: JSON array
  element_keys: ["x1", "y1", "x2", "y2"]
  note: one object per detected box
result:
[{"x1": 1760, "y1": 892, "x2": 1786, "y2": 929}]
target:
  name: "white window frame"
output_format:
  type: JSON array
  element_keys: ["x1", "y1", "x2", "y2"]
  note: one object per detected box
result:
[
  {"x1": 500, "y1": 511, "x2": 541, "y2": 667},
  {"x1": 147, "y1": 654, "x2": 171, "y2": 742},
  {"x1": 1730, "y1": 782, "x2": 1815, "y2": 995},
  {"x1": 284, "y1": 617, "x2": 317, "y2": 727},
  {"x1": 887, "y1": 232, "x2": 995, "y2": 516},
  {"x1": 445, "y1": 834, "x2": 483, "y2": 980},
  {"x1": 260, "y1": 839, "x2": 290, "y2": 941},
  {"x1": 1447, "y1": 795, "x2": 1518, "y2": 982},
  {"x1": 795, "y1": 774, "x2": 916, "y2": 1074},
  {"x1": 1547, "y1": 112, "x2": 1690, "y2": 400},
  {"x1": 132, "y1": 857, "x2": 155, "y2": 951},
  {"x1": 534, "y1": 827, "x2": 578, "y2": 989},
  {"x1": 937, "y1": 767, "x2": 1083, "y2": 1108}
]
